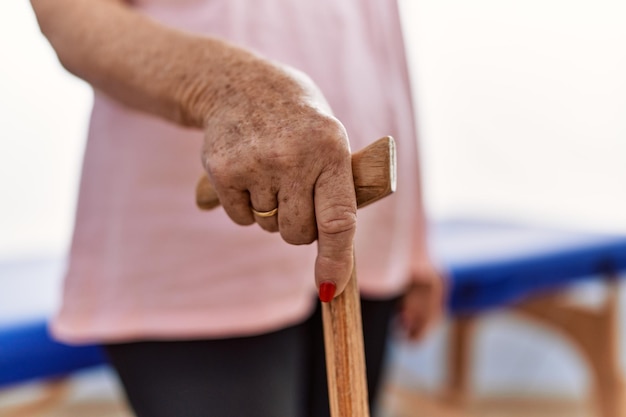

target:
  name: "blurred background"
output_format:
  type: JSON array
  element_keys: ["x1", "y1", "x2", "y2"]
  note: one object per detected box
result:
[{"x1": 1, "y1": 0, "x2": 625, "y2": 416}]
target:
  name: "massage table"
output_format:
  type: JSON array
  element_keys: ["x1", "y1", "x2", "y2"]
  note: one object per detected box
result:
[
  {"x1": 431, "y1": 219, "x2": 626, "y2": 417},
  {"x1": 2, "y1": 219, "x2": 626, "y2": 416}
]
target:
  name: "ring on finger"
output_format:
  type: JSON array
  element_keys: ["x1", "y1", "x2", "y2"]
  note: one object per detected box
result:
[{"x1": 251, "y1": 207, "x2": 278, "y2": 218}]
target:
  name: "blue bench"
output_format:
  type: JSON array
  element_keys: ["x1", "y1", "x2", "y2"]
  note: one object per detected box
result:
[
  {"x1": 431, "y1": 219, "x2": 626, "y2": 313},
  {"x1": 0, "y1": 320, "x2": 105, "y2": 388}
]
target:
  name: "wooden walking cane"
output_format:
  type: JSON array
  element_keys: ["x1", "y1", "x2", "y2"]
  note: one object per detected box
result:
[{"x1": 196, "y1": 136, "x2": 396, "y2": 417}]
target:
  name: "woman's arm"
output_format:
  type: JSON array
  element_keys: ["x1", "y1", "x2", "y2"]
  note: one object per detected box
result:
[
  {"x1": 32, "y1": 0, "x2": 287, "y2": 127},
  {"x1": 31, "y1": 0, "x2": 358, "y2": 300}
]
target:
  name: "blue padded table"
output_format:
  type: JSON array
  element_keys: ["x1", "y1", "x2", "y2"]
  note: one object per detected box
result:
[
  {"x1": 430, "y1": 219, "x2": 626, "y2": 417},
  {"x1": 0, "y1": 319, "x2": 106, "y2": 388},
  {"x1": 429, "y1": 219, "x2": 626, "y2": 313}
]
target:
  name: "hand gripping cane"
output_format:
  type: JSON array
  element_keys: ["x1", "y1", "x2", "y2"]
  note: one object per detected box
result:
[{"x1": 196, "y1": 136, "x2": 396, "y2": 417}]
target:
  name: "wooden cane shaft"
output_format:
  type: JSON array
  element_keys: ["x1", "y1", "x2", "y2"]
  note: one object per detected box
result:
[{"x1": 322, "y1": 255, "x2": 370, "y2": 417}]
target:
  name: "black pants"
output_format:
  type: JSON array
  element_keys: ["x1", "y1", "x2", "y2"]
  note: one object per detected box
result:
[{"x1": 105, "y1": 297, "x2": 398, "y2": 417}]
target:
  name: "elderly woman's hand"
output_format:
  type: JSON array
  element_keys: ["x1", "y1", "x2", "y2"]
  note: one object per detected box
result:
[
  {"x1": 31, "y1": 0, "x2": 356, "y2": 299},
  {"x1": 200, "y1": 61, "x2": 357, "y2": 299}
]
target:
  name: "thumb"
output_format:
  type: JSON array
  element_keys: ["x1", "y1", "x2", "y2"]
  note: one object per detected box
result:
[{"x1": 314, "y1": 166, "x2": 357, "y2": 302}]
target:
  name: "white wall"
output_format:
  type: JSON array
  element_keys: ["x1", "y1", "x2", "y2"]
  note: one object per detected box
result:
[
  {"x1": 395, "y1": 0, "x2": 626, "y2": 397},
  {"x1": 400, "y1": 0, "x2": 626, "y2": 231},
  {"x1": 0, "y1": 2, "x2": 92, "y2": 260}
]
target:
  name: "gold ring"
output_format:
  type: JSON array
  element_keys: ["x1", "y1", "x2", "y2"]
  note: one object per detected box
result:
[{"x1": 251, "y1": 207, "x2": 278, "y2": 218}]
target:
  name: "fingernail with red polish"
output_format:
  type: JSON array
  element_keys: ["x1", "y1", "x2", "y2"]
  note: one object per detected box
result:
[{"x1": 318, "y1": 281, "x2": 337, "y2": 303}]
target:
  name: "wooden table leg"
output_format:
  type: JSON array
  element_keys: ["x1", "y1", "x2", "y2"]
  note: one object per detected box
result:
[
  {"x1": 515, "y1": 277, "x2": 625, "y2": 417},
  {"x1": 445, "y1": 316, "x2": 477, "y2": 407}
]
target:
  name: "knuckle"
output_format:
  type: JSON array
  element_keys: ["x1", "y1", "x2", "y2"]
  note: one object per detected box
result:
[
  {"x1": 317, "y1": 205, "x2": 357, "y2": 236},
  {"x1": 204, "y1": 158, "x2": 228, "y2": 184},
  {"x1": 293, "y1": 113, "x2": 349, "y2": 158},
  {"x1": 203, "y1": 144, "x2": 249, "y2": 187},
  {"x1": 207, "y1": 158, "x2": 244, "y2": 186},
  {"x1": 314, "y1": 121, "x2": 349, "y2": 152}
]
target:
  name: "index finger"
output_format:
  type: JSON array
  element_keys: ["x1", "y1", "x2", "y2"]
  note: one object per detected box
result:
[{"x1": 314, "y1": 163, "x2": 357, "y2": 302}]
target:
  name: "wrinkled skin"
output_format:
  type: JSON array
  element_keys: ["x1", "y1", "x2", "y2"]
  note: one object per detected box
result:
[{"x1": 200, "y1": 63, "x2": 357, "y2": 295}]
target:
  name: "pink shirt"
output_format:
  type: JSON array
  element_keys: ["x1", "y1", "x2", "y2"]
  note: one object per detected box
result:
[{"x1": 52, "y1": 0, "x2": 428, "y2": 343}]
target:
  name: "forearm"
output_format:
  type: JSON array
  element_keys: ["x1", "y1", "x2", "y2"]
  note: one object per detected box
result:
[{"x1": 30, "y1": 0, "x2": 277, "y2": 128}]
